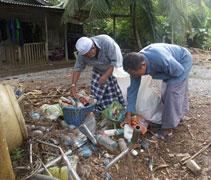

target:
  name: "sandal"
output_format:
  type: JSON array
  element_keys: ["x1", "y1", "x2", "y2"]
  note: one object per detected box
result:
[{"x1": 151, "y1": 129, "x2": 173, "y2": 141}]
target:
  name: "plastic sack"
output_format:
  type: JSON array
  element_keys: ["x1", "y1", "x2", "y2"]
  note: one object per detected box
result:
[
  {"x1": 113, "y1": 67, "x2": 163, "y2": 124},
  {"x1": 112, "y1": 67, "x2": 130, "y2": 102},
  {"x1": 101, "y1": 101, "x2": 126, "y2": 123},
  {"x1": 38, "y1": 104, "x2": 62, "y2": 121}
]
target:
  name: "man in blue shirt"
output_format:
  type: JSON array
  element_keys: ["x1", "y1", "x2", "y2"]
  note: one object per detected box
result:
[{"x1": 120, "y1": 43, "x2": 192, "y2": 141}]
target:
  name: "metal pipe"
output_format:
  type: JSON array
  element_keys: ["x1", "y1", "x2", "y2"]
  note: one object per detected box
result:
[
  {"x1": 38, "y1": 149, "x2": 72, "y2": 173},
  {"x1": 37, "y1": 140, "x2": 81, "y2": 180},
  {"x1": 104, "y1": 148, "x2": 129, "y2": 175},
  {"x1": 38, "y1": 138, "x2": 88, "y2": 173},
  {"x1": 128, "y1": 125, "x2": 140, "y2": 150},
  {"x1": 104, "y1": 125, "x2": 140, "y2": 179},
  {"x1": 40, "y1": 160, "x2": 53, "y2": 177},
  {"x1": 30, "y1": 174, "x2": 59, "y2": 180},
  {"x1": 79, "y1": 124, "x2": 97, "y2": 145}
]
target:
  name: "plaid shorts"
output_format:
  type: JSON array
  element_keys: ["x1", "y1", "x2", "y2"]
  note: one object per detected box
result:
[{"x1": 91, "y1": 71, "x2": 126, "y2": 114}]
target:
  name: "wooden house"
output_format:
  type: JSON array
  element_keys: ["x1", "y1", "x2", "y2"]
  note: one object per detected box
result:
[{"x1": 0, "y1": 0, "x2": 83, "y2": 71}]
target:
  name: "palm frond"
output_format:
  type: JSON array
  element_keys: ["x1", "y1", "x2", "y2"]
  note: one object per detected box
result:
[{"x1": 62, "y1": 0, "x2": 113, "y2": 23}]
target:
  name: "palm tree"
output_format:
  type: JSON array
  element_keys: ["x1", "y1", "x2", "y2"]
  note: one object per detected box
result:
[
  {"x1": 157, "y1": 0, "x2": 192, "y2": 44},
  {"x1": 62, "y1": 0, "x2": 157, "y2": 49},
  {"x1": 61, "y1": 0, "x2": 192, "y2": 48},
  {"x1": 130, "y1": 0, "x2": 157, "y2": 49},
  {"x1": 62, "y1": 0, "x2": 113, "y2": 24}
]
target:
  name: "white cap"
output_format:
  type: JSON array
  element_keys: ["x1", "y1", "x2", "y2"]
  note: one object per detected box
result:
[{"x1": 75, "y1": 37, "x2": 93, "y2": 55}]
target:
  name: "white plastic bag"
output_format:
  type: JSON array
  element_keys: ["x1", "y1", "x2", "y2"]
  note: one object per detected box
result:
[
  {"x1": 113, "y1": 67, "x2": 163, "y2": 124},
  {"x1": 113, "y1": 67, "x2": 130, "y2": 102},
  {"x1": 38, "y1": 104, "x2": 61, "y2": 121}
]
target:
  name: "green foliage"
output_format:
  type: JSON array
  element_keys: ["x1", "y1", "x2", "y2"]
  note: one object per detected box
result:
[
  {"x1": 44, "y1": 0, "x2": 60, "y2": 5},
  {"x1": 63, "y1": 0, "x2": 210, "y2": 50},
  {"x1": 62, "y1": 0, "x2": 113, "y2": 23},
  {"x1": 83, "y1": 18, "x2": 135, "y2": 49},
  {"x1": 187, "y1": 1, "x2": 211, "y2": 49},
  {"x1": 84, "y1": 19, "x2": 111, "y2": 36},
  {"x1": 136, "y1": 2, "x2": 158, "y2": 45},
  {"x1": 114, "y1": 19, "x2": 135, "y2": 49},
  {"x1": 202, "y1": 29, "x2": 211, "y2": 50},
  {"x1": 10, "y1": 148, "x2": 22, "y2": 166}
]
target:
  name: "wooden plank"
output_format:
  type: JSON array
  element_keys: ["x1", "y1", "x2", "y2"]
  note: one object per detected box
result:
[
  {"x1": 10, "y1": 45, "x2": 15, "y2": 69},
  {"x1": 38, "y1": 43, "x2": 41, "y2": 64},
  {"x1": 45, "y1": 15, "x2": 49, "y2": 63},
  {"x1": 64, "y1": 24, "x2": 68, "y2": 61},
  {"x1": 25, "y1": 44, "x2": 29, "y2": 66},
  {"x1": 34, "y1": 44, "x2": 37, "y2": 64},
  {"x1": 35, "y1": 43, "x2": 39, "y2": 64},
  {"x1": 4, "y1": 46, "x2": 9, "y2": 69},
  {"x1": 36, "y1": 44, "x2": 39, "y2": 64},
  {"x1": 27, "y1": 44, "x2": 30, "y2": 66},
  {"x1": 18, "y1": 46, "x2": 21, "y2": 67},
  {"x1": 23, "y1": 44, "x2": 27, "y2": 67},
  {"x1": 35, "y1": 44, "x2": 37, "y2": 64},
  {"x1": 29, "y1": 44, "x2": 33, "y2": 65},
  {"x1": 31, "y1": 44, "x2": 34, "y2": 65},
  {"x1": 42, "y1": 43, "x2": 45, "y2": 63}
]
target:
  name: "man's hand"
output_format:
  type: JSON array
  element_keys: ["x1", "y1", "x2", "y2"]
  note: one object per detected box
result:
[
  {"x1": 70, "y1": 86, "x2": 78, "y2": 97},
  {"x1": 99, "y1": 74, "x2": 108, "y2": 85},
  {"x1": 120, "y1": 112, "x2": 132, "y2": 128}
]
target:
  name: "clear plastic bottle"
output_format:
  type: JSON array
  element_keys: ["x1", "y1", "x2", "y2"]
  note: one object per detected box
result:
[
  {"x1": 60, "y1": 134, "x2": 72, "y2": 146},
  {"x1": 96, "y1": 134, "x2": 118, "y2": 151},
  {"x1": 83, "y1": 112, "x2": 96, "y2": 134},
  {"x1": 78, "y1": 145, "x2": 93, "y2": 158},
  {"x1": 123, "y1": 124, "x2": 133, "y2": 143},
  {"x1": 60, "y1": 120, "x2": 69, "y2": 129},
  {"x1": 15, "y1": 84, "x2": 23, "y2": 97},
  {"x1": 103, "y1": 129, "x2": 124, "y2": 136},
  {"x1": 118, "y1": 138, "x2": 127, "y2": 151}
]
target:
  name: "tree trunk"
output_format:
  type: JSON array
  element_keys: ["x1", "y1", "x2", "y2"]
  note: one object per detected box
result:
[
  {"x1": 130, "y1": 1, "x2": 142, "y2": 50},
  {"x1": 171, "y1": 23, "x2": 174, "y2": 44}
]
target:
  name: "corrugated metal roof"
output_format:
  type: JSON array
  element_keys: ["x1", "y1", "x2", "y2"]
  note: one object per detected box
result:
[{"x1": 0, "y1": 0, "x2": 64, "y2": 10}]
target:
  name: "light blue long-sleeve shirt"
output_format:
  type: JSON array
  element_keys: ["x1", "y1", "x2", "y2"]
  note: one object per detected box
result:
[{"x1": 127, "y1": 43, "x2": 192, "y2": 112}]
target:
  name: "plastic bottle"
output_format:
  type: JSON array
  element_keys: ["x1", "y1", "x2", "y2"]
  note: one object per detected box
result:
[
  {"x1": 103, "y1": 129, "x2": 124, "y2": 136},
  {"x1": 78, "y1": 145, "x2": 93, "y2": 158},
  {"x1": 60, "y1": 135, "x2": 72, "y2": 146},
  {"x1": 60, "y1": 120, "x2": 69, "y2": 130},
  {"x1": 77, "y1": 90, "x2": 95, "y2": 105},
  {"x1": 130, "y1": 149, "x2": 138, "y2": 156},
  {"x1": 72, "y1": 136, "x2": 87, "y2": 148},
  {"x1": 118, "y1": 138, "x2": 127, "y2": 151},
  {"x1": 29, "y1": 112, "x2": 41, "y2": 120},
  {"x1": 123, "y1": 124, "x2": 133, "y2": 143},
  {"x1": 96, "y1": 134, "x2": 118, "y2": 151},
  {"x1": 83, "y1": 112, "x2": 96, "y2": 134},
  {"x1": 15, "y1": 84, "x2": 23, "y2": 97},
  {"x1": 71, "y1": 128, "x2": 87, "y2": 148},
  {"x1": 60, "y1": 96, "x2": 73, "y2": 105},
  {"x1": 186, "y1": 159, "x2": 202, "y2": 175},
  {"x1": 76, "y1": 101, "x2": 84, "y2": 108}
]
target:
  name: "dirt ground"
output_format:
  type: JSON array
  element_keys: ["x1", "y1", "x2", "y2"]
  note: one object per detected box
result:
[{"x1": 0, "y1": 48, "x2": 211, "y2": 180}]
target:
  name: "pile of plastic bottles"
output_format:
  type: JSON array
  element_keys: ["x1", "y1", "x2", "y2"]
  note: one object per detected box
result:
[{"x1": 59, "y1": 90, "x2": 95, "y2": 108}]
